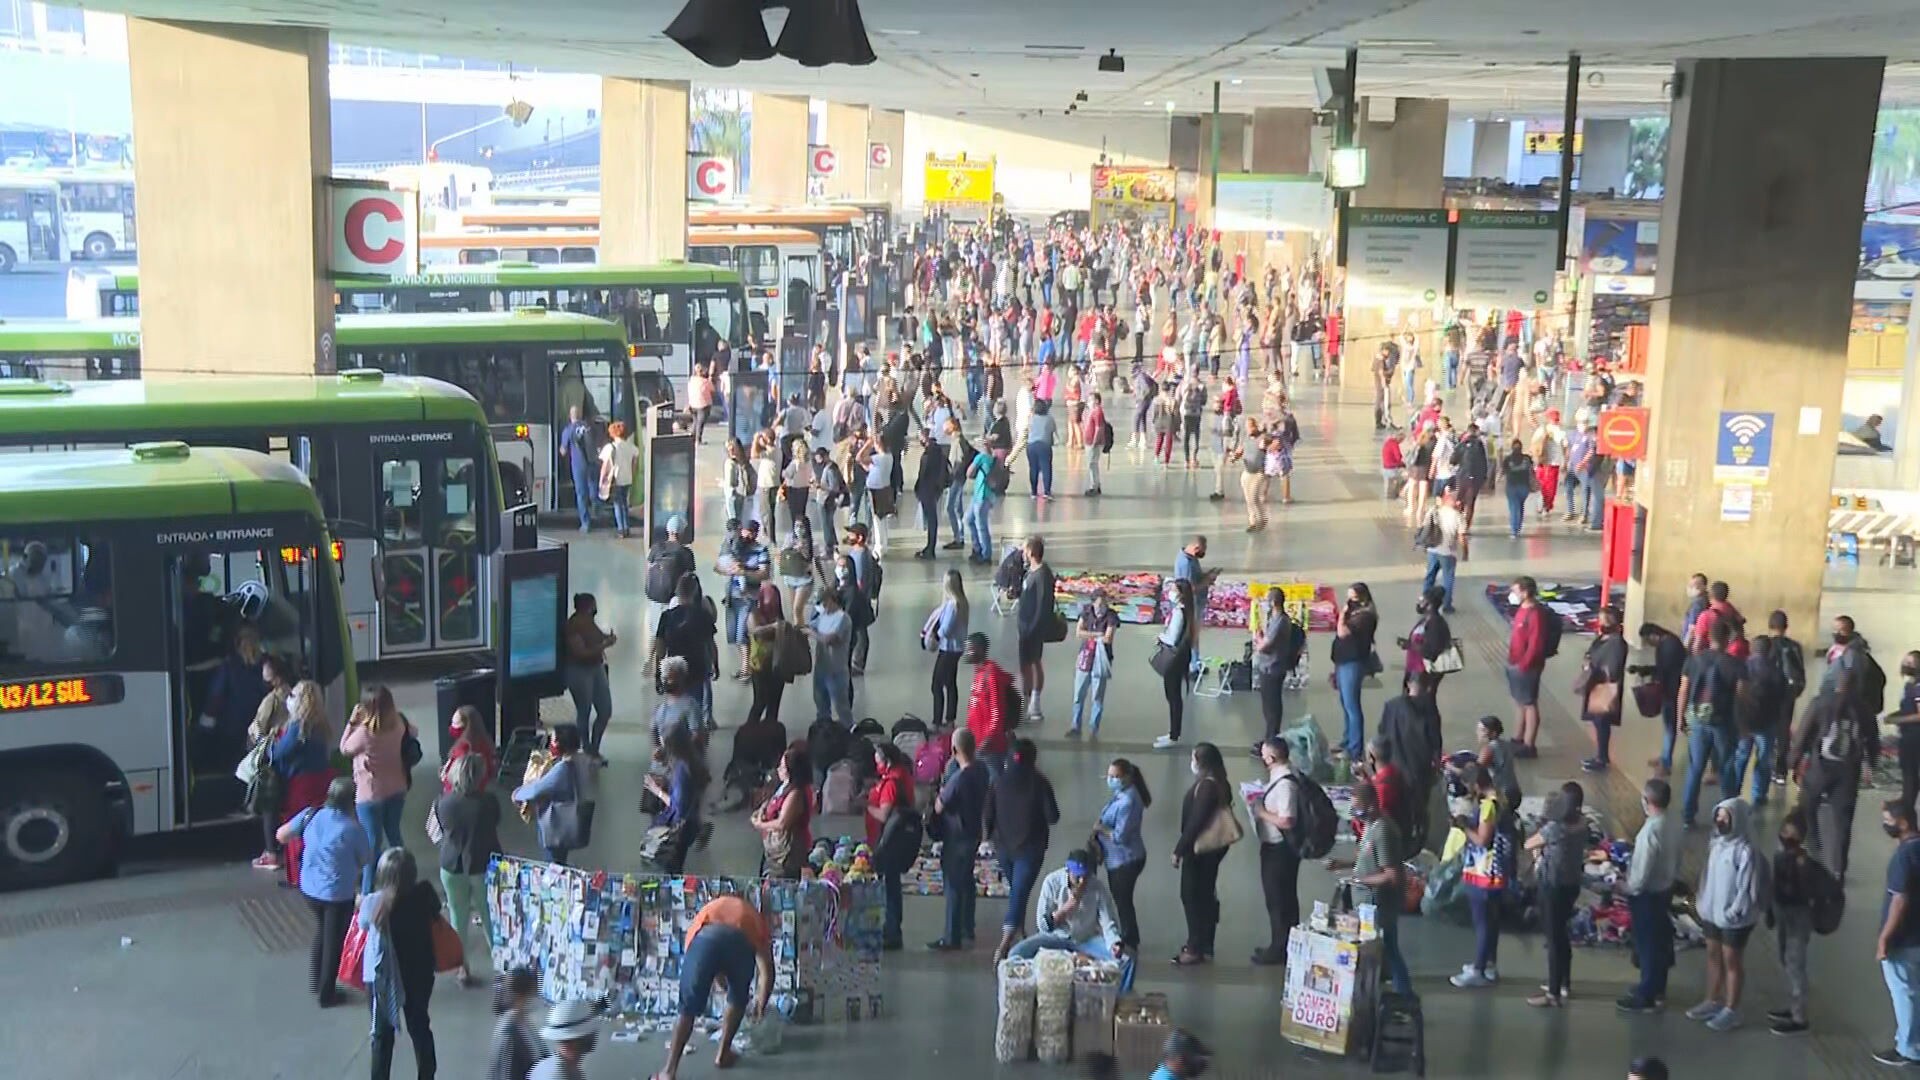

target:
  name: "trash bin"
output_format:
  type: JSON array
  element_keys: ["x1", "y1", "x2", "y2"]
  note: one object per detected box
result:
[{"x1": 435, "y1": 668, "x2": 497, "y2": 758}]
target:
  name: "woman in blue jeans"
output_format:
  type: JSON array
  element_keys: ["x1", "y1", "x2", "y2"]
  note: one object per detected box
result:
[
  {"x1": 1027, "y1": 399, "x2": 1058, "y2": 499},
  {"x1": 1500, "y1": 441, "x2": 1535, "y2": 538},
  {"x1": 1452, "y1": 765, "x2": 1513, "y2": 989},
  {"x1": 338, "y1": 686, "x2": 413, "y2": 894},
  {"x1": 984, "y1": 737, "x2": 1059, "y2": 962},
  {"x1": 1329, "y1": 583, "x2": 1379, "y2": 761}
]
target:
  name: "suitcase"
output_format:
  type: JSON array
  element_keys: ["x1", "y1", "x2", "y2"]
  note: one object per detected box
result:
[{"x1": 1369, "y1": 990, "x2": 1425, "y2": 1075}]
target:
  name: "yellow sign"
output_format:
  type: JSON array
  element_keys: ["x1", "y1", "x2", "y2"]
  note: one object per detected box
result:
[
  {"x1": 1523, "y1": 131, "x2": 1584, "y2": 155},
  {"x1": 924, "y1": 155, "x2": 995, "y2": 205},
  {"x1": 1248, "y1": 581, "x2": 1319, "y2": 636},
  {"x1": 1090, "y1": 165, "x2": 1178, "y2": 228}
]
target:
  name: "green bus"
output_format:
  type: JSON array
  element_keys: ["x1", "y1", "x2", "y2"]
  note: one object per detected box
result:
[
  {"x1": 0, "y1": 443, "x2": 353, "y2": 888},
  {"x1": 0, "y1": 370, "x2": 511, "y2": 665},
  {"x1": 0, "y1": 309, "x2": 636, "y2": 523},
  {"x1": 67, "y1": 261, "x2": 750, "y2": 407}
]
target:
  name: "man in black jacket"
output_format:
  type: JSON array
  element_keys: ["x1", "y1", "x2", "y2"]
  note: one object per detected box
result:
[
  {"x1": 912, "y1": 433, "x2": 952, "y2": 559},
  {"x1": 1015, "y1": 535, "x2": 1058, "y2": 724},
  {"x1": 1791, "y1": 688, "x2": 1879, "y2": 877},
  {"x1": 1455, "y1": 423, "x2": 1492, "y2": 533},
  {"x1": 1768, "y1": 610, "x2": 1808, "y2": 784},
  {"x1": 1377, "y1": 681, "x2": 1442, "y2": 851}
]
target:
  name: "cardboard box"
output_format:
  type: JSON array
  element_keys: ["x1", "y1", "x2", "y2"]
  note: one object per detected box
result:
[
  {"x1": 1071, "y1": 976, "x2": 1121, "y2": 1058},
  {"x1": 1112, "y1": 992, "x2": 1170, "y2": 1073}
]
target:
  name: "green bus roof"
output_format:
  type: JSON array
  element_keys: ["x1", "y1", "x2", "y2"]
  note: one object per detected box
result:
[
  {"x1": 0, "y1": 370, "x2": 488, "y2": 439},
  {"x1": 0, "y1": 317, "x2": 141, "y2": 353},
  {"x1": 85, "y1": 261, "x2": 744, "y2": 294},
  {"x1": 336, "y1": 309, "x2": 625, "y2": 347},
  {"x1": 0, "y1": 444, "x2": 323, "y2": 526}
]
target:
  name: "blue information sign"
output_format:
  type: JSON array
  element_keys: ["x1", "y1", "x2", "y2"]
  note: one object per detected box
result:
[{"x1": 1714, "y1": 410, "x2": 1773, "y2": 484}]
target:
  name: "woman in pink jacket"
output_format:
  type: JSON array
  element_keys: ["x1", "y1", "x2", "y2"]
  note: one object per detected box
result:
[{"x1": 339, "y1": 685, "x2": 415, "y2": 894}]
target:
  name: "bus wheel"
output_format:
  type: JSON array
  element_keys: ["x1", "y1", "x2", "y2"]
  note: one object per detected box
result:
[
  {"x1": 0, "y1": 245, "x2": 15, "y2": 273},
  {"x1": 82, "y1": 233, "x2": 116, "y2": 261},
  {"x1": 0, "y1": 770, "x2": 110, "y2": 888}
]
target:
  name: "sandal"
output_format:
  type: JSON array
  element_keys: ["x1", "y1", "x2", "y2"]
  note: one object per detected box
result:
[{"x1": 1171, "y1": 949, "x2": 1208, "y2": 967}]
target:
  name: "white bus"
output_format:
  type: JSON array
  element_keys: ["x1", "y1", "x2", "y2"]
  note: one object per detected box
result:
[
  {"x1": 0, "y1": 175, "x2": 65, "y2": 273},
  {"x1": 46, "y1": 171, "x2": 137, "y2": 261}
]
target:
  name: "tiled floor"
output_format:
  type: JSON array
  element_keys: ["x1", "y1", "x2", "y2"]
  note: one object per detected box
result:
[{"x1": 0, "y1": 373, "x2": 1907, "y2": 1079}]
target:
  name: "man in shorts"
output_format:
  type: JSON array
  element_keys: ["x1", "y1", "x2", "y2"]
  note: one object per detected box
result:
[
  {"x1": 656, "y1": 895, "x2": 774, "y2": 1080},
  {"x1": 1505, "y1": 576, "x2": 1549, "y2": 757}
]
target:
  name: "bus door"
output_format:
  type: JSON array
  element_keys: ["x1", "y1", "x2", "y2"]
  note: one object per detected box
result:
[
  {"x1": 371, "y1": 444, "x2": 489, "y2": 655},
  {"x1": 551, "y1": 346, "x2": 632, "y2": 521},
  {"x1": 737, "y1": 243, "x2": 779, "y2": 343},
  {"x1": 686, "y1": 287, "x2": 744, "y2": 384},
  {"x1": 784, "y1": 250, "x2": 820, "y2": 337}
]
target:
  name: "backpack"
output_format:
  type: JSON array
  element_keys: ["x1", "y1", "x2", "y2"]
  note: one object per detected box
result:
[
  {"x1": 1283, "y1": 773, "x2": 1339, "y2": 860},
  {"x1": 1774, "y1": 638, "x2": 1807, "y2": 697},
  {"x1": 985, "y1": 456, "x2": 1011, "y2": 495},
  {"x1": 997, "y1": 668, "x2": 1023, "y2": 728},
  {"x1": 853, "y1": 717, "x2": 886, "y2": 739},
  {"x1": 821, "y1": 760, "x2": 861, "y2": 815},
  {"x1": 892, "y1": 714, "x2": 930, "y2": 762},
  {"x1": 806, "y1": 717, "x2": 849, "y2": 768},
  {"x1": 644, "y1": 544, "x2": 682, "y2": 604},
  {"x1": 1540, "y1": 610, "x2": 1565, "y2": 659},
  {"x1": 872, "y1": 806, "x2": 925, "y2": 874},
  {"x1": 1098, "y1": 419, "x2": 1114, "y2": 454},
  {"x1": 994, "y1": 548, "x2": 1027, "y2": 596},
  {"x1": 1856, "y1": 647, "x2": 1890, "y2": 718},
  {"x1": 913, "y1": 730, "x2": 953, "y2": 787},
  {"x1": 1809, "y1": 860, "x2": 1846, "y2": 935},
  {"x1": 891, "y1": 714, "x2": 930, "y2": 739},
  {"x1": 775, "y1": 622, "x2": 812, "y2": 679}
]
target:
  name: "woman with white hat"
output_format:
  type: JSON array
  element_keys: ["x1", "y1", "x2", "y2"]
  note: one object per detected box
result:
[{"x1": 531, "y1": 999, "x2": 600, "y2": 1079}]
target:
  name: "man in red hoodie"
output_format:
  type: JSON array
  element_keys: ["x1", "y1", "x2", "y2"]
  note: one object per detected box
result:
[
  {"x1": 1690, "y1": 580, "x2": 1751, "y2": 659},
  {"x1": 966, "y1": 632, "x2": 1016, "y2": 781},
  {"x1": 1507, "y1": 576, "x2": 1550, "y2": 757}
]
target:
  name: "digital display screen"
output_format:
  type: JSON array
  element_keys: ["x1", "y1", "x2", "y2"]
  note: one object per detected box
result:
[
  {"x1": 731, "y1": 377, "x2": 769, "y2": 446},
  {"x1": 845, "y1": 288, "x2": 870, "y2": 340},
  {"x1": 0, "y1": 674, "x2": 124, "y2": 712},
  {"x1": 506, "y1": 572, "x2": 560, "y2": 679},
  {"x1": 649, "y1": 439, "x2": 695, "y2": 545}
]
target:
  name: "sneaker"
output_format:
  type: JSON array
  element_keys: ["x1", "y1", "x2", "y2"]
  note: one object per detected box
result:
[
  {"x1": 1450, "y1": 970, "x2": 1493, "y2": 989},
  {"x1": 250, "y1": 853, "x2": 282, "y2": 870},
  {"x1": 1152, "y1": 735, "x2": 1180, "y2": 750},
  {"x1": 1582, "y1": 759, "x2": 1608, "y2": 774},
  {"x1": 1250, "y1": 948, "x2": 1285, "y2": 966},
  {"x1": 1615, "y1": 996, "x2": 1660, "y2": 1014},
  {"x1": 1766, "y1": 1008, "x2": 1795, "y2": 1024},
  {"x1": 1706, "y1": 1007, "x2": 1742, "y2": 1032},
  {"x1": 1064, "y1": 727, "x2": 1082, "y2": 738},
  {"x1": 1872, "y1": 1048, "x2": 1920, "y2": 1067},
  {"x1": 1685, "y1": 1000, "x2": 1724, "y2": 1022},
  {"x1": 941, "y1": 541, "x2": 965, "y2": 551},
  {"x1": 1458, "y1": 963, "x2": 1497, "y2": 981},
  {"x1": 1770, "y1": 1019, "x2": 1809, "y2": 1037},
  {"x1": 1773, "y1": 773, "x2": 1788, "y2": 786}
]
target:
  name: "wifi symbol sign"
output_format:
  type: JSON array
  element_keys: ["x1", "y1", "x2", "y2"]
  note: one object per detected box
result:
[{"x1": 1724, "y1": 413, "x2": 1768, "y2": 444}]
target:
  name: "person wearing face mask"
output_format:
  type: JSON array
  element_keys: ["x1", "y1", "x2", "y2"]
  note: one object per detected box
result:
[
  {"x1": 1890, "y1": 652, "x2": 1920, "y2": 822},
  {"x1": 1451, "y1": 763, "x2": 1514, "y2": 989},
  {"x1": 1765, "y1": 810, "x2": 1821, "y2": 1036},
  {"x1": 1615, "y1": 779, "x2": 1680, "y2": 1014},
  {"x1": 1505, "y1": 577, "x2": 1550, "y2": 757},
  {"x1": 1689, "y1": 797, "x2": 1769, "y2": 1032},
  {"x1": 1250, "y1": 593, "x2": 1305, "y2": 755},
  {"x1": 1680, "y1": 573, "x2": 1710, "y2": 650},
  {"x1": 1400, "y1": 585, "x2": 1454, "y2": 701},
  {"x1": 1876, "y1": 799, "x2": 1920, "y2": 1067},
  {"x1": 1792, "y1": 642, "x2": 1881, "y2": 878},
  {"x1": 1172, "y1": 742, "x2": 1234, "y2": 966},
  {"x1": 927, "y1": 730, "x2": 989, "y2": 951},
  {"x1": 1498, "y1": 437, "x2": 1535, "y2": 538},
  {"x1": 1069, "y1": 591, "x2": 1120, "y2": 737},
  {"x1": 1630, "y1": 623, "x2": 1689, "y2": 777},
  {"x1": 1329, "y1": 583, "x2": 1380, "y2": 762},
  {"x1": 1095, "y1": 758, "x2": 1150, "y2": 956},
  {"x1": 1250, "y1": 737, "x2": 1300, "y2": 967},
  {"x1": 1332, "y1": 781, "x2": 1413, "y2": 996}
]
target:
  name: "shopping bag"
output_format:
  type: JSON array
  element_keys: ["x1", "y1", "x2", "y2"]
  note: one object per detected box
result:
[
  {"x1": 233, "y1": 738, "x2": 270, "y2": 783},
  {"x1": 337, "y1": 913, "x2": 368, "y2": 991},
  {"x1": 424, "y1": 801, "x2": 444, "y2": 846},
  {"x1": 431, "y1": 913, "x2": 465, "y2": 973}
]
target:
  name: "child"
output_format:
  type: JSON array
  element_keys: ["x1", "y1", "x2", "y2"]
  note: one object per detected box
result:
[{"x1": 1766, "y1": 810, "x2": 1816, "y2": 1036}]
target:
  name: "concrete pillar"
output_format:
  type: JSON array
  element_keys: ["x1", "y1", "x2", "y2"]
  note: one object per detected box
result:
[
  {"x1": 867, "y1": 108, "x2": 905, "y2": 210},
  {"x1": 1470, "y1": 120, "x2": 1519, "y2": 182},
  {"x1": 1345, "y1": 98, "x2": 1449, "y2": 385},
  {"x1": 127, "y1": 20, "x2": 332, "y2": 376},
  {"x1": 1250, "y1": 107, "x2": 1313, "y2": 174},
  {"x1": 1442, "y1": 117, "x2": 1474, "y2": 178},
  {"x1": 1627, "y1": 57, "x2": 1884, "y2": 638},
  {"x1": 1351, "y1": 98, "x2": 1448, "y2": 208},
  {"x1": 600, "y1": 78, "x2": 688, "y2": 265},
  {"x1": 1579, "y1": 118, "x2": 1631, "y2": 194},
  {"x1": 750, "y1": 93, "x2": 809, "y2": 205},
  {"x1": 821, "y1": 102, "x2": 868, "y2": 200}
]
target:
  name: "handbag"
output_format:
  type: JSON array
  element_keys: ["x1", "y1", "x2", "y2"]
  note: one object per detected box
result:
[
  {"x1": 775, "y1": 622, "x2": 813, "y2": 678},
  {"x1": 1632, "y1": 680, "x2": 1666, "y2": 719},
  {"x1": 1043, "y1": 609, "x2": 1069, "y2": 643},
  {"x1": 546, "y1": 760, "x2": 596, "y2": 849},
  {"x1": 1192, "y1": 800, "x2": 1244, "y2": 855},
  {"x1": 1586, "y1": 680, "x2": 1622, "y2": 721},
  {"x1": 244, "y1": 760, "x2": 284, "y2": 816},
  {"x1": 425, "y1": 801, "x2": 444, "y2": 846},
  {"x1": 337, "y1": 912, "x2": 368, "y2": 991},
  {"x1": 1428, "y1": 640, "x2": 1465, "y2": 675},
  {"x1": 430, "y1": 912, "x2": 465, "y2": 973},
  {"x1": 1149, "y1": 641, "x2": 1183, "y2": 677},
  {"x1": 234, "y1": 738, "x2": 270, "y2": 784}
]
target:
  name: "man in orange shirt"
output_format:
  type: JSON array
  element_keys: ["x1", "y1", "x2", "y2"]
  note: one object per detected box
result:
[{"x1": 656, "y1": 894, "x2": 774, "y2": 1080}]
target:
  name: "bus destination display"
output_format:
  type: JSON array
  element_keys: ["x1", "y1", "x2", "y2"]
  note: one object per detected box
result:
[{"x1": 0, "y1": 675, "x2": 124, "y2": 712}]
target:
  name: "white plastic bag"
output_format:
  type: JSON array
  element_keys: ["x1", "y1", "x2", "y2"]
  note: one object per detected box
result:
[{"x1": 995, "y1": 958, "x2": 1036, "y2": 1063}]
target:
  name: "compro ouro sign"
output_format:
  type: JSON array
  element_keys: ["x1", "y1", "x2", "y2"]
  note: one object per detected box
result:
[
  {"x1": 328, "y1": 181, "x2": 419, "y2": 277},
  {"x1": 688, "y1": 155, "x2": 736, "y2": 201}
]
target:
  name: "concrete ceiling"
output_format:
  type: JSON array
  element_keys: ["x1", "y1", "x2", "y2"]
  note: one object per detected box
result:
[{"x1": 82, "y1": 0, "x2": 1920, "y2": 118}]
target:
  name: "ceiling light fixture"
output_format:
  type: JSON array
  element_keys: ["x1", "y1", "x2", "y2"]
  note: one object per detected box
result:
[
  {"x1": 1098, "y1": 48, "x2": 1125, "y2": 73},
  {"x1": 1230, "y1": 78, "x2": 1243, "y2": 85}
]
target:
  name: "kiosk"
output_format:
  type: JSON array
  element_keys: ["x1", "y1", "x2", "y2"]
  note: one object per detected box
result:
[
  {"x1": 642, "y1": 425, "x2": 696, "y2": 545},
  {"x1": 729, "y1": 368, "x2": 772, "y2": 446},
  {"x1": 497, "y1": 542, "x2": 568, "y2": 747}
]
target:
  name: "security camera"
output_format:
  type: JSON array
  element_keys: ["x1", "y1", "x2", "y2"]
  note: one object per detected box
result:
[
  {"x1": 1098, "y1": 49, "x2": 1124, "y2": 73},
  {"x1": 1075, "y1": 90, "x2": 1089, "y2": 102}
]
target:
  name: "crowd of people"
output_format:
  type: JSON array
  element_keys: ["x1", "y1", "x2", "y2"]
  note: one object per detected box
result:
[{"x1": 206, "y1": 210, "x2": 1920, "y2": 1080}]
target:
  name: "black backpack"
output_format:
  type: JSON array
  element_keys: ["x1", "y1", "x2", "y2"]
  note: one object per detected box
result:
[
  {"x1": 1857, "y1": 647, "x2": 1890, "y2": 718},
  {"x1": 1541, "y1": 610, "x2": 1565, "y2": 659},
  {"x1": 986, "y1": 456, "x2": 1011, "y2": 495},
  {"x1": 644, "y1": 543, "x2": 682, "y2": 604},
  {"x1": 1809, "y1": 859, "x2": 1846, "y2": 935},
  {"x1": 1098, "y1": 419, "x2": 1114, "y2": 454},
  {"x1": 873, "y1": 806, "x2": 925, "y2": 874},
  {"x1": 1284, "y1": 773, "x2": 1338, "y2": 860},
  {"x1": 891, "y1": 714, "x2": 930, "y2": 738}
]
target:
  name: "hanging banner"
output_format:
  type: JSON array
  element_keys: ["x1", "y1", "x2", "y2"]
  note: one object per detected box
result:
[
  {"x1": 1089, "y1": 165, "x2": 1177, "y2": 229},
  {"x1": 923, "y1": 155, "x2": 995, "y2": 209},
  {"x1": 1214, "y1": 174, "x2": 1333, "y2": 234},
  {"x1": 1452, "y1": 210, "x2": 1559, "y2": 309},
  {"x1": 1345, "y1": 208, "x2": 1449, "y2": 308}
]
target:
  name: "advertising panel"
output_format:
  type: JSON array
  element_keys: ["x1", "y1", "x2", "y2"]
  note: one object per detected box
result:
[
  {"x1": 1089, "y1": 165, "x2": 1177, "y2": 229},
  {"x1": 923, "y1": 155, "x2": 995, "y2": 208},
  {"x1": 1580, "y1": 217, "x2": 1659, "y2": 276},
  {"x1": 1214, "y1": 174, "x2": 1334, "y2": 234}
]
